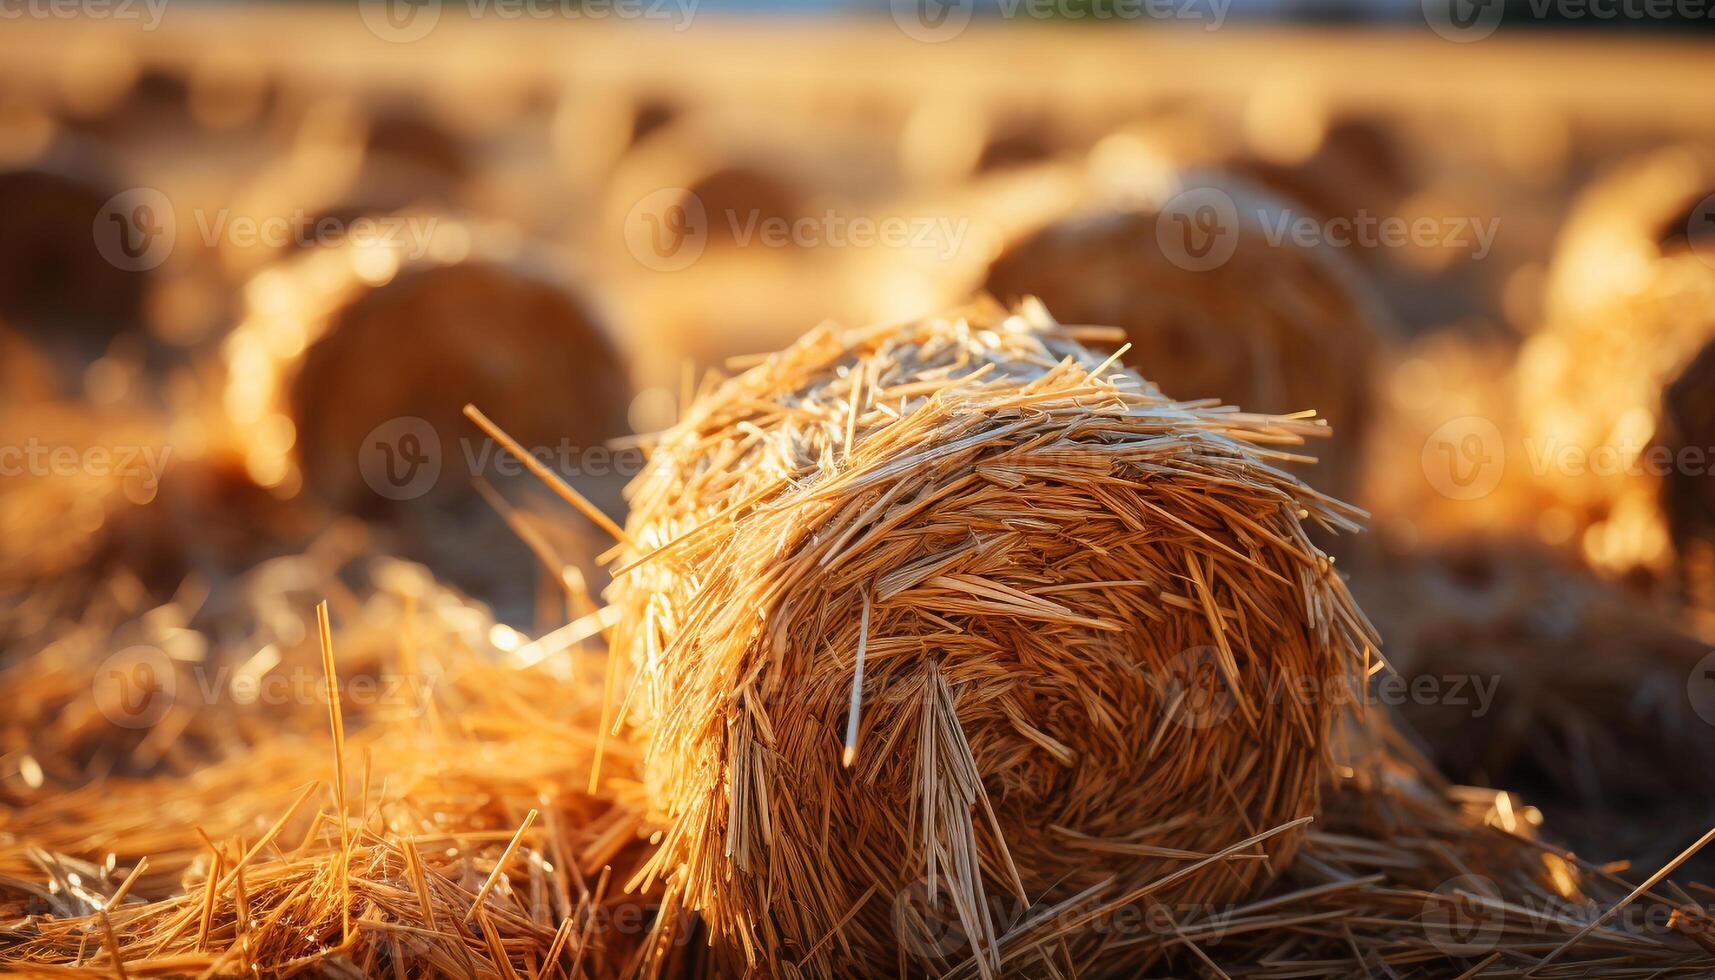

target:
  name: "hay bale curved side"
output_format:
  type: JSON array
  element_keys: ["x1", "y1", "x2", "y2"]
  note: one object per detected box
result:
[{"x1": 607, "y1": 301, "x2": 1377, "y2": 976}]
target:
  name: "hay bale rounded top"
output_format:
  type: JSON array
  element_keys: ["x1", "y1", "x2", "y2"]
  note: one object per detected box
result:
[{"x1": 609, "y1": 300, "x2": 1377, "y2": 977}]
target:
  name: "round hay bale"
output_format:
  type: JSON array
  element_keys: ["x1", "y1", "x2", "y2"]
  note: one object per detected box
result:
[
  {"x1": 551, "y1": 85, "x2": 681, "y2": 186},
  {"x1": 600, "y1": 113, "x2": 890, "y2": 386},
  {"x1": 982, "y1": 171, "x2": 1388, "y2": 499},
  {"x1": 1516, "y1": 146, "x2": 1715, "y2": 594},
  {"x1": 0, "y1": 141, "x2": 149, "y2": 355},
  {"x1": 60, "y1": 60, "x2": 193, "y2": 140},
  {"x1": 291, "y1": 96, "x2": 473, "y2": 188},
  {"x1": 609, "y1": 300, "x2": 1375, "y2": 976},
  {"x1": 221, "y1": 221, "x2": 632, "y2": 511},
  {"x1": 1228, "y1": 114, "x2": 1416, "y2": 241},
  {"x1": 601, "y1": 114, "x2": 817, "y2": 259},
  {"x1": 898, "y1": 95, "x2": 1115, "y2": 187},
  {"x1": 215, "y1": 154, "x2": 458, "y2": 280},
  {"x1": 1350, "y1": 534, "x2": 1715, "y2": 878}
]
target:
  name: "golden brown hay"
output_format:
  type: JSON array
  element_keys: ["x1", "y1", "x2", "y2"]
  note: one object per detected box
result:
[
  {"x1": 1242, "y1": 721, "x2": 1715, "y2": 978},
  {"x1": 551, "y1": 85, "x2": 681, "y2": 188},
  {"x1": 896, "y1": 93, "x2": 1132, "y2": 189},
  {"x1": 1517, "y1": 145, "x2": 1715, "y2": 595},
  {"x1": 289, "y1": 96, "x2": 473, "y2": 190},
  {"x1": 0, "y1": 549, "x2": 677, "y2": 978},
  {"x1": 606, "y1": 299, "x2": 1378, "y2": 976},
  {"x1": 60, "y1": 61, "x2": 193, "y2": 138},
  {"x1": 600, "y1": 114, "x2": 825, "y2": 259},
  {"x1": 220, "y1": 227, "x2": 632, "y2": 509},
  {"x1": 981, "y1": 172, "x2": 1389, "y2": 499}
]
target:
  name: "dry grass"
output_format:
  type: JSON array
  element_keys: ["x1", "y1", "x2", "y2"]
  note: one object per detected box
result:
[{"x1": 0, "y1": 544, "x2": 673, "y2": 978}]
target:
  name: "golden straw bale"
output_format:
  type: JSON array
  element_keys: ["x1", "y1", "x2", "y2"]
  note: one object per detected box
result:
[
  {"x1": 220, "y1": 222, "x2": 631, "y2": 509},
  {"x1": 607, "y1": 300, "x2": 1377, "y2": 976}
]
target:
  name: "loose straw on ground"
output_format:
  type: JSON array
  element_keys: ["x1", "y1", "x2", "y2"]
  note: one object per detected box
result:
[{"x1": 0, "y1": 551, "x2": 670, "y2": 978}]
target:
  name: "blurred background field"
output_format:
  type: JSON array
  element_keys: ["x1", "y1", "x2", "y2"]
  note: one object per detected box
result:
[{"x1": 3, "y1": 5, "x2": 1715, "y2": 976}]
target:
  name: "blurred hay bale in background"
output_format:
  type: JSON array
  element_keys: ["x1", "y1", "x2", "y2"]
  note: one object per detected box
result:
[
  {"x1": 0, "y1": 137, "x2": 151, "y2": 362},
  {"x1": 1361, "y1": 331, "x2": 1549, "y2": 548},
  {"x1": 981, "y1": 169, "x2": 1390, "y2": 499},
  {"x1": 598, "y1": 109, "x2": 905, "y2": 391},
  {"x1": 1353, "y1": 535, "x2": 1715, "y2": 880},
  {"x1": 1518, "y1": 145, "x2": 1715, "y2": 604}
]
